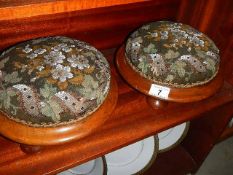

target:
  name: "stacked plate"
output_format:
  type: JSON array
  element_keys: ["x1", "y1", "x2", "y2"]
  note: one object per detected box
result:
[
  {"x1": 58, "y1": 122, "x2": 189, "y2": 175},
  {"x1": 228, "y1": 118, "x2": 233, "y2": 127},
  {"x1": 58, "y1": 157, "x2": 107, "y2": 175},
  {"x1": 105, "y1": 136, "x2": 158, "y2": 175},
  {"x1": 158, "y1": 122, "x2": 190, "y2": 153}
]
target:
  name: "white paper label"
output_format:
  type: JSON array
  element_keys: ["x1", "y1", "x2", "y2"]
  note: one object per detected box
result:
[{"x1": 148, "y1": 84, "x2": 170, "y2": 99}]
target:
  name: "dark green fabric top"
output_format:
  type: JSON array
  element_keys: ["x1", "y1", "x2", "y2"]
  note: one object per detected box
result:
[
  {"x1": 125, "y1": 21, "x2": 220, "y2": 88},
  {"x1": 0, "y1": 36, "x2": 110, "y2": 127}
]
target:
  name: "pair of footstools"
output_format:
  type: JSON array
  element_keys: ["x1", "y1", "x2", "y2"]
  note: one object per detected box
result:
[{"x1": 0, "y1": 21, "x2": 222, "y2": 153}]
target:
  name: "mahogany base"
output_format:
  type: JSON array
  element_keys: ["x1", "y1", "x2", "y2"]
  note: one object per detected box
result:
[
  {"x1": 146, "y1": 96, "x2": 168, "y2": 109},
  {"x1": 20, "y1": 144, "x2": 42, "y2": 154}
]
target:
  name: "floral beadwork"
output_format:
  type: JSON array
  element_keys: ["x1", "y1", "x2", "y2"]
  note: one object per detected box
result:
[
  {"x1": 0, "y1": 36, "x2": 110, "y2": 127},
  {"x1": 51, "y1": 64, "x2": 73, "y2": 82},
  {"x1": 125, "y1": 21, "x2": 220, "y2": 87}
]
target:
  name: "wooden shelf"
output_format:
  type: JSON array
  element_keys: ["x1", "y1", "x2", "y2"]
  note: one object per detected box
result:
[
  {"x1": 218, "y1": 80, "x2": 233, "y2": 142},
  {"x1": 145, "y1": 146, "x2": 196, "y2": 175},
  {"x1": 218, "y1": 126, "x2": 233, "y2": 142},
  {"x1": 181, "y1": 102, "x2": 233, "y2": 168},
  {"x1": 0, "y1": 49, "x2": 233, "y2": 175},
  {"x1": 0, "y1": 0, "x2": 180, "y2": 51},
  {"x1": 0, "y1": 0, "x2": 147, "y2": 20},
  {"x1": 0, "y1": 0, "x2": 233, "y2": 174}
]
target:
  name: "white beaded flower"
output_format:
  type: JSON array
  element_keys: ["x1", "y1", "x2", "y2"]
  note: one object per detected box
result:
[
  {"x1": 27, "y1": 53, "x2": 38, "y2": 59},
  {"x1": 67, "y1": 55, "x2": 90, "y2": 70},
  {"x1": 44, "y1": 51, "x2": 65, "y2": 66},
  {"x1": 22, "y1": 45, "x2": 32, "y2": 53},
  {"x1": 52, "y1": 43, "x2": 72, "y2": 53},
  {"x1": 51, "y1": 64, "x2": 73, "y2": 82},
  {"x1": 34, "y1": 48, "x2": 46, "y2": 55}
]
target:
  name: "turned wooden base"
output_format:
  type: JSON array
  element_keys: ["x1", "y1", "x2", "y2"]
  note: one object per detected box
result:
[
  {"x1": 20, "y1": 144, "x2": 42, "y2": 154},
  {"x1": 146, "y1": 96, "x2": 168, "y2": 109}
]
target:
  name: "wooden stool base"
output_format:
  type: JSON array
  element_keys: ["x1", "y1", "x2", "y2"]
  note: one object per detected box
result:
[
  {"x1": 146, "y1": 96, "x2": 168, "y2": 109},
  {"x1": 20, "y1": 144, "x2": 42, "y2": 154}
]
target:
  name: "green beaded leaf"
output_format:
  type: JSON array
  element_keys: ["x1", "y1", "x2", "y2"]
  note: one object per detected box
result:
[
  {"x1": 79, "y1": 75, "x2": 99, "y2": 100},
  {"x1": 0, "y1": 57, "x2": 9, "y2": 69},
  {"x1": 137, "y1": 56, "x2": 149, "y2": 74},
  {"x1": 41, "y1": 100, "x2": 63, "y2": 122},
  {"x1": 164, "y1": 50, "x2": 180, "y2": 59},
  {"x1": 40, "y1": 83, "x2": 57, "y2": 99},
  {"x1": 165, "y1": 74, "x2": 174, "y2": 82},
  {"x1": 205, "y1": 58, "x2": 216, "y2": 73},
  {"x1": 196, "y1": 50, "x2": 206, "y2": 58},
  {"x1": 170, "y1": 61, "x2": 187, "y2": 78},
  {"x1": 0, "y1": 90, "x2": 17, "y2": 112},
  {"x1": 4, "y1": 71, "x2": 22, "y2": 84},
  {"x1": 143, "y1": 44, "x2": 157, "y2": 53},
  {"x1": 82, "y1": 75, "x2": 98, "y2": 89}
]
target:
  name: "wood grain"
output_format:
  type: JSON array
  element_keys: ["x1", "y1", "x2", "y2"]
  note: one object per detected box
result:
[
  {"x1": 177, "y1": 0, "x2": 233, "y2": 79},
  {"x1": 0, "y1": 0, "x2": 148, "y2": 20},
  {"x1": 0, "y1": 0, "x2": 180, "y2": 51},
  {"x1": 218, "y1": 125, "x2": 233, "y2": 142},
  {"x1": 182, "y1": 102, "x2": 233, "y2": 169},
  {"x1": 145, "y1": 146, "x2": 196, "y2": 175},
  {"x1": 0, "y1": 0, "x2": 233, "y2": 174}
]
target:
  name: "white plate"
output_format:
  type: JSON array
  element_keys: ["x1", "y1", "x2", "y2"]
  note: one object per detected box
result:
[
  {"x1": 158, "y1": 122, "x2": 189, "y2": 152},
  {"x1": 105, "y1": 136, "x2": 158, "y2": 175},
  {"x1": 58, "y1": 157, "x2": 106, "y2": 175},
  {"x1": 228, "y1": 118, "x2": 233, "y2": 127}
]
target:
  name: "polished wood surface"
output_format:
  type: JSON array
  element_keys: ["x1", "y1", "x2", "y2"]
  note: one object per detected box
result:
[
  {"x1": 177, "y1": 0, "x2": 233, "y2": 80},
  {"x1": 219, "y1": 126, "x2": 233, "y2": 142},
  {"x1": 20, "y1": 144, "x2": 42, "y2": 154},
  {"x1": 146, "y1": 96, "x2": 168, "y2": 109},
  {"x1": 182, "y1": 102, "x2": 233, "y2": 169},
  {"x1": 145, "y1": 146, "x2": 196, "y2": 175},
  {"x1": 116, "y1": 46, "x2": 223, "y2": 103},
  {"x1": 0, "y1": 78, "x2": 118, "y2": 146},
  {"x1": 0, "y1": 0, "x2": 180, "y2": 51},
  {"x1": 0, "y1": 0, "x2": 147, "y2": 20},
  {"x1": 0, "y1": 0, "x2": 233, "y2": 174}
]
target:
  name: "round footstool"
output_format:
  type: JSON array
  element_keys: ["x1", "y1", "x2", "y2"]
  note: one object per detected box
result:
[
  {"x1": 116, "y1": 21, "x2": 223, "y2": 109},
  {"x1": 0, "y1": 36, "x2": 118, "y2": 153}
]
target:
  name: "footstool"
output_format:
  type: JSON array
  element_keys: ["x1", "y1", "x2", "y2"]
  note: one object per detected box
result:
[
  {"x1": 116, "y1": 21, "x2": 222, "y2": 109},
  {"x1": 0, "y1": 36, "x2": 118, "y2": 153}
]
